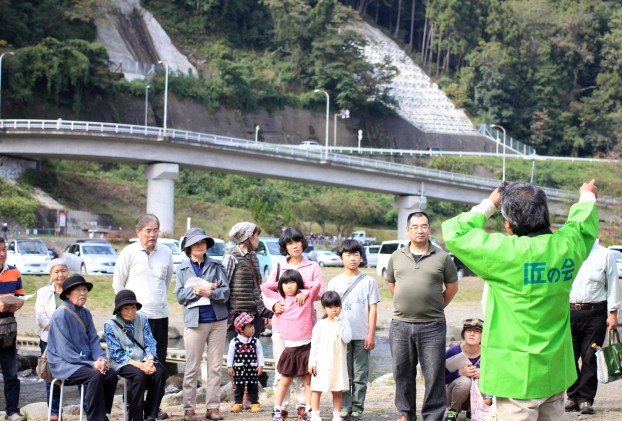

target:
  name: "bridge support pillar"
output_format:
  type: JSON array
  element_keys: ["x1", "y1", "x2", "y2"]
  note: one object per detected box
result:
[
  {"x1": 394, "y1": 195, "x2": 427, "y2": 241},
  {"x1": 145, "y1": 163, "x2": 179, "y2": 236}
]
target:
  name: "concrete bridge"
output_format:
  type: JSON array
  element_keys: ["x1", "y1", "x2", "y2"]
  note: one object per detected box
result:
[{"x1": 0, "y1": 119, "x2": 608, "y2": 237}]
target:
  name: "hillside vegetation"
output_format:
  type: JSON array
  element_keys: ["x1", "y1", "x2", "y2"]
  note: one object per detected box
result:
[
  {"x1": 3, "y1": 1, "x2": 622, "y2": 157},
  {"x1": 3, "y1": 157, "x2": 620, "y2": 244}
]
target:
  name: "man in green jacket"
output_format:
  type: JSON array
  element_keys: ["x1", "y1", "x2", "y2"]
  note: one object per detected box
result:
[{"x1": 441, "y1": 180, "x2": 598, "y2": 420}]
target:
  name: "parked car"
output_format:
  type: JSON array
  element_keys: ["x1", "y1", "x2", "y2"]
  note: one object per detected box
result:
[
  {"x1": 350, "y1": 230, "x2": 376, "y2": 245},
  {"x1": 6, "y1": 238, "x2": 52, "y2": 275},
  {"x1": 310, "y1": 250, "x2": 343, "y2": 267},
  {"x1": 303, "y1": 245, "x2": 315, "y2": 260},
  {"x1": 609, "y1": 249, "x2": 622, "y2": 278},
  {"x1": 63, "y1": 240, "x2": 117, "y2": 275},
  {"x1": 157, "y1": 238, "x2": 185, "y2": 271},
  {"x1": 207, "y1": 238, "x2": 227, "y2": 261},
  {"x1": 256, "y1": 237, "x2": 282, "y2": 278},
  {"x1": 364, "y1": 244, "x2": 380, "y2": 268},
  {"x1": 376, "y1": 240, "x2": 407, "y2": 278}
]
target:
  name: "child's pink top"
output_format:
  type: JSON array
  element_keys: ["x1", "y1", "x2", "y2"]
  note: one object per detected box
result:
[
  {"x1": 260, "y1": 279, "x2": 322, "y2": 342},
  {"x1": 261, "y1": 257, "x2": 325, "y2": 334}
]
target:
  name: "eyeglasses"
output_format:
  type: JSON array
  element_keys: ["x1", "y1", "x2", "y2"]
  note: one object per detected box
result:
[
  {"x1": 141, "y1": 229, "x2": 159, "y2": 235},
  {"x1": 464, "y1": 327, "x2": 482, "y2": 333},
  {"x1": 408, "y1": 224, "x2": 429, "y2": 231}
]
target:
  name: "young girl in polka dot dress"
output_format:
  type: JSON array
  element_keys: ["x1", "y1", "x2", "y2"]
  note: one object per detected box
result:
[{"x1": 227, "y1": 312, "x2": 264, "y2": 413}]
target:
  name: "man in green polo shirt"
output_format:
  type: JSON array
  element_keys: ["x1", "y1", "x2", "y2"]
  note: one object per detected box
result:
[
  {"x1": 441, "y1": 180, "x2": 598, "y2": 420},
  {"x1": 387, "y1": 211, "x2": 459, "y2": 421}
]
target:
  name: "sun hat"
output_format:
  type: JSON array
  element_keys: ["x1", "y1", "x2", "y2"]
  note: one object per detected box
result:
[
  {"x1": 113, "y1": 289, "x2": 143, "y2": 315},
  {"x1": 181, "y1": 227, "x2": 215, "y2": 250},
  {"x1": 234, "y1": 312, "x2": 255, "y2": 333},
  {"x1": 229, "y1": 222, "x2": 256, "y2": 244},
  {"x1": 59, "y1": 275, "x2": 93, "y2": 300}
]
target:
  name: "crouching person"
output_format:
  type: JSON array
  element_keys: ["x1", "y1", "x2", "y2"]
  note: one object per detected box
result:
[
  {"x1": 105, "y1": 290, "x2": 166, "y2": 421},
  {"x1": 48, "y1": 275, "x2": 118, "y2": 421}
]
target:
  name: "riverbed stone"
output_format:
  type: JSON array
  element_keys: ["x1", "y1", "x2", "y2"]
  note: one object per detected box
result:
[
  {"x1": 168, "y1": 326, "x2": 181, "y2": 339},
  {"x1": 21, "y1": 402, "x2": 48, "y2": 420},
  {"x1": 371, "y1": 372, "x2": 394, "y2": 386}
]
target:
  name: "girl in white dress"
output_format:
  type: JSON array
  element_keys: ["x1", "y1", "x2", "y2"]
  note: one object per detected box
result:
[{"x1": 308, "y1": 291, "x2": 352, "y2": 421}]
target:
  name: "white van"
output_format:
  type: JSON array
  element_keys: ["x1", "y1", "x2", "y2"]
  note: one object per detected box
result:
[
  {"x1": 376, "y1": 240, "x2": 407, "y2": 278},
  {"x1": 6, "y1": 238, "x2": 52, "y2": 275}
]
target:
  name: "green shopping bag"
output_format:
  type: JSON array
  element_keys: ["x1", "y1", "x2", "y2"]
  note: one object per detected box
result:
[{"x1": 594, "y1": 329, "x2": 622, "y2": 383}]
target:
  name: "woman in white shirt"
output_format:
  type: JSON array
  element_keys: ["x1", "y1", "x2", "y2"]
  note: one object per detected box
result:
[{"x1": 34, "y1": 259, "x2": 68, "y2": 421}]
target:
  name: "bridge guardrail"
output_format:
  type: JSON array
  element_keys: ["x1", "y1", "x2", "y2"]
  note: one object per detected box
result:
[{"x1": 2, "y1": 119, "x2": 612, "y2": 204}]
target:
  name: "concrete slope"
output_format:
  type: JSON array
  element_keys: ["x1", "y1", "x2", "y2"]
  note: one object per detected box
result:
[
  {"x1": 353, "y1": 22, "x2": 474, "y2": 135},
  {"x1": 95, "y1": 0, "x2": 195, "y2": 80}
]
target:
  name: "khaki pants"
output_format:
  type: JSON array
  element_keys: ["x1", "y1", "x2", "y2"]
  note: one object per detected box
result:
[
  {"x1": 446, "y1": 376, "x2": 472, "y2": 411},
  {"x1": 495, "y1": 392, "x2": 564, "y2": 421},
  {"x1": 183, "y1": 320, "x2": 227, "y2": 411}
]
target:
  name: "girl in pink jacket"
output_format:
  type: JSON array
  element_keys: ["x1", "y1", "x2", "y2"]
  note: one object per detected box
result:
[{"x1": 261, "y1": 269, "x2": 322, "y2": 421}]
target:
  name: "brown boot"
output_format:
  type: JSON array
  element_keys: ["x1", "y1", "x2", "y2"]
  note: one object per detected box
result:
[
  {"x1": 184, "y1": 410, "x2": 196, "y2": 421},
  {"x1": 205, "y1": 408, "x2": 224, "y2": 420}
]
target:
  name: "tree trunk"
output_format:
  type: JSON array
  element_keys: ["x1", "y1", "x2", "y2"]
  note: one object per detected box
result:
[
  {"x1": 444, "y1": 39, "x2": 450, "y2": 72},
  {"x1": 421, "y1": 17, "x2": 428, "y2": 61},
  {"x1": 436, "y1": 30, "x2": 442, "y2": 77},
  {"x1": 425, "y1": 25, "x2": 435, "y2": 69},
  {"x1": 408, "y1": 0, "x2": 416, "y2": 52},
  {"x1": 394, "y1": 0, "x2": 403, "y2": 39}
]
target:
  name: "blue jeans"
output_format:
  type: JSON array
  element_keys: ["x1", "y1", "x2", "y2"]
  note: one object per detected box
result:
[
  {"x1": 0, "y1": 338, "x2": 20, "y2": 415},
  {"x1": 390, "y1": 319, "x2": 446, "y2": 421}
]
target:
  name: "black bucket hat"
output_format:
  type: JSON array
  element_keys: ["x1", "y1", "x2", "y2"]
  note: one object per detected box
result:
[
  {"x1": 113, "y1": 289, "x2": 143, "y2": 315},
  {"x1": 181, "y1": 227, "x2": 215, "y2": 251},
  {"x1": 60, "y1": 275, "x2": 93, "y2": 300}
]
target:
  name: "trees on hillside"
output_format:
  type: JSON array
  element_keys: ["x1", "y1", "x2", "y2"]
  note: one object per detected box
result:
[{"x1": 348, "y1": 0, "x2": 622, "y2": 156}]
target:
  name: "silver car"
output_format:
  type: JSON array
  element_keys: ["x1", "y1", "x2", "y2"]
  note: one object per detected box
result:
[
  {"x1": 310, "y1": 250, "x2": 343, "y2": 267},
  {"x1": 63, "y1": 241, "x2": 117, "y2": 275}
]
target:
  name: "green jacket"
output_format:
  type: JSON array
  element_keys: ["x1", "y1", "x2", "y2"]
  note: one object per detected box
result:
[{"x1": 441, "y1": 200, "x2": 598, "y2": 399}]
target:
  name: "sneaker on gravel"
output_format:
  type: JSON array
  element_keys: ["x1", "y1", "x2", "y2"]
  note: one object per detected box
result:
[
  {"x1": 445, "y1": 409, "x2": 459, "y2": 421},
  {"x1": 351, "y1": 411, "x2": 363, "y2": 420}
]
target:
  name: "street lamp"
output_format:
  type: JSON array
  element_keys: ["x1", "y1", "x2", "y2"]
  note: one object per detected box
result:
[
  {"x1": 158, "y1": 60, "x2": 169, "y2": 137},
  {"x1": 255, "y1": 125, "x2": 260, "y2": 143},
  {"x1": 314, "y1": 89, "x2": 329, "y2": 161},
  {"x1": 333, "y1": 109, "x2": 350, "y2": 146},
  {"x1": 490, "y1": 124, "x2": 507, "y2": 181},
  {"x1": 144, "y1": 84, "x2": 150, "y2": 129},
  {"x1": 0, "y1": 51, "x2": 15, "y2": 119}
]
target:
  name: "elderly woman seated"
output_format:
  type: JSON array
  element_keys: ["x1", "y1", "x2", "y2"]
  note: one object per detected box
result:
[
  {"x1": 104, "y1": 290, "x2": 166, "y2": 421},
  {"x1": 47, "y1": 275, "x2": 118, "y2": 421}
]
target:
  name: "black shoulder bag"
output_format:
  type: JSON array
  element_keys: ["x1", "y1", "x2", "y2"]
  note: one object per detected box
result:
[{"x1": 112, "y1": 319, "x2": 147, "y2": 354}]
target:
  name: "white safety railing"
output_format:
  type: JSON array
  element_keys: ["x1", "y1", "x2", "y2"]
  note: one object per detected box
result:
[
  {"x1": 1, "y1": 119, "x2": 608, "y2": 204},
  {"x1": 478, "y1": 125, "x2": 537, "y2": 156}
]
